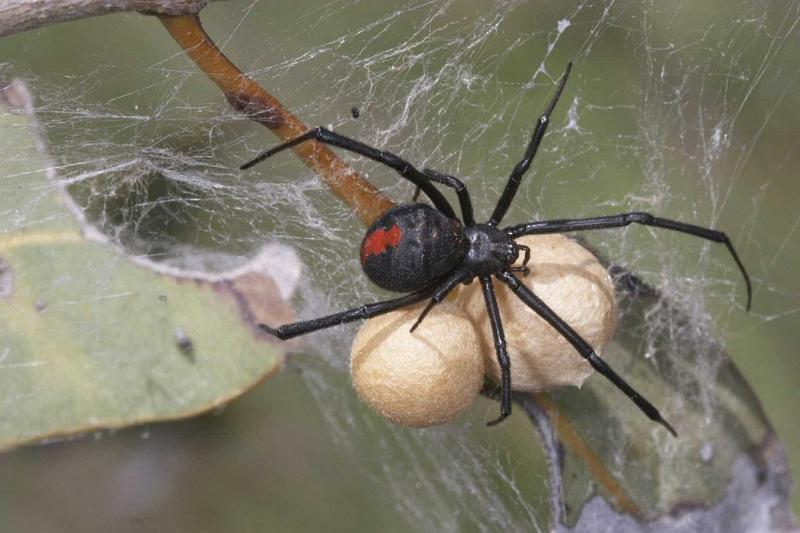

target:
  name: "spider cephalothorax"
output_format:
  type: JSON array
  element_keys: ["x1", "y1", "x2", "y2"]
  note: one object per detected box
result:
[{"x1": 243, "y1": 62, "x2": 751, "y2": 435}]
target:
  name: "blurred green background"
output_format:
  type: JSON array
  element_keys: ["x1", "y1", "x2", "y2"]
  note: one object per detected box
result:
[{"x1": 0, "y1": 1, "x2": 798, "y2": 530}]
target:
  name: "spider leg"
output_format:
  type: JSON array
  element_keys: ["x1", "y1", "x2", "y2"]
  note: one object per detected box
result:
[
  {"x1": 409, "y1": 270, "x2": 471, "y2": 332},
  {"x1": 504, "y1": 212, "x2": 752, "y2": 311},
  {"x1": 481, "y1": 276, "x2": 513, "y2": 426},
  {"x1": 489, "y1": 62, "x2": 572, "y2": 226},
  {"x1": 422, "y1": 169, "x2": 475, "y2": 225},
  {"x1": 260, "y1": 286, "x2": 435, "y2": 340},
  {"x1": 495, "y1": 270, "x2": 678, "y2": 437},
  {"x1": 241, "y1": 127, "x2": 457, "y2": 220}
]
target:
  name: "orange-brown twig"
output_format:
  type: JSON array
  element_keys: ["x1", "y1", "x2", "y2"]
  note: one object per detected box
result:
[
  {"x1": 158, "y1": 14, "x2": 394, "y2": 227},
  {"x1": 534, "y1": 393, "x2": 641, "y2": 517}
]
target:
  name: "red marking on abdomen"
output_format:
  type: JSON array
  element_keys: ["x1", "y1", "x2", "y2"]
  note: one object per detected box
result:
[{"x1": 361, "y1": 225, "x2": 403, "y2": 264}]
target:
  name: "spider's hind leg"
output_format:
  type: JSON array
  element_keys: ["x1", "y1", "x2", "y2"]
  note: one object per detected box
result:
[
  {"x1": 260, "y1": 287, "x2": 435, "y2": 340},
  {"x1": 240, "y1": 126, "x2": 458, "y2": 220},
  {"x1": 409, "y1": 270, "x2": 470, "y2": 333}
]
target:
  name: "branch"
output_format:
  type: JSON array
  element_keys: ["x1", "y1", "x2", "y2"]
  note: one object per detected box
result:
[
  {"x1": 0, "y1": 0, "x2": 208, "y2": 38},
  {"x1": 159, "y1": 14, "x2": 394, "y2": 226}
]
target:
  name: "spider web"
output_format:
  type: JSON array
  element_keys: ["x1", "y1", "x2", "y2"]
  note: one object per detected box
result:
[{"x1": 1, "y1": 0, "x2": 799, "y2": 530}]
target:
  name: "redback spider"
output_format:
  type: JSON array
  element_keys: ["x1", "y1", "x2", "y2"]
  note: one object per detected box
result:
[{"x1": 242, "y1": 62, "x2": 751, "y2": 435}]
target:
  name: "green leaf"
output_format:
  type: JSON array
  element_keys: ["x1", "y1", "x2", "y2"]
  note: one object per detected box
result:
[{"x1": 0, "y1": 80, "x2": 291, "y2": 450}]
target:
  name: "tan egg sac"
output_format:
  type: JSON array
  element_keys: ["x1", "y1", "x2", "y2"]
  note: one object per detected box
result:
[
  {"x1": 350, "y1": 301, "x2": 484, "y2": 427},
  {"x1": 459, "y1": 234, "x2": 617, "y2": 392}
]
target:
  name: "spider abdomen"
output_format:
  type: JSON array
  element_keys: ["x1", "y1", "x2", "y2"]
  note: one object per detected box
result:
[{"x1": 360, "y1": 204, "x2": 467, "y2": 292}]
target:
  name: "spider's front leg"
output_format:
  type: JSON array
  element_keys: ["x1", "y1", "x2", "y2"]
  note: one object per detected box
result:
[
  {"x1": 489, "y1": 61, "x2": 572, "y2": 226},
  {"x1": 480, "y1": 276, "x2": 512, "y2": 426},
  {"x1": 505, "y1": 212, "x2": 752, "y2": 310}
]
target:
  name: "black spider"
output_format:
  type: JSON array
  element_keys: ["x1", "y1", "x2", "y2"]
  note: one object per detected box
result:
[{"x1": 241, "y1": 62, "x2": 751, "y2": 435}]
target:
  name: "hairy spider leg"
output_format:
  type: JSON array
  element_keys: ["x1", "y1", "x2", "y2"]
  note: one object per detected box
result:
[
  {"x1": 481, "y1": 276, "x2": 513, "y2": 426},
  {"x1": 259, "y1": 286, "x2": 436, "y2": 340},
  {"x1": 422, "y1": 169, "x2": 475, "y2": 225},
  {"x1": 241, "y1": 127, "x2": 458, "y2": 221},
  {"x1": 489, "y1": 61, "x2": 573, "y2": 226},
  {"x1": 504, "y1": 211, "x2": 752, "y2": 311},
  {"x1": 495, "y1": 270, "x2": 678, "y2": 437}
]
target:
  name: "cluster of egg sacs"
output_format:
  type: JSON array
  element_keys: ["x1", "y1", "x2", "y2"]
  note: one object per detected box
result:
[{"x1": 350, "y1": 235, "x2": 618, "y2": 427}]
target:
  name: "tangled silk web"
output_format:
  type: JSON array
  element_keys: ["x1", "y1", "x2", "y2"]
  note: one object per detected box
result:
[{"x1": 6, "y1": 0, "x2": 800, "y2": 529}]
